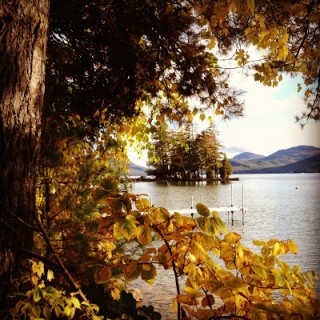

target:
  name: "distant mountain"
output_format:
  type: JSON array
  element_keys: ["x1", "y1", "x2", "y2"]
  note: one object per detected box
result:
[
  {"x1": 233, "y1": 152, "x2": 266, "y2": 161},
  {"x1": 128, "y1": 161, "x2": 147, "y2": 176},
  {"x1": 255, "y1": 154, "x2": 320, "y2": 173},
  {"x1": 263, "y1": 145, "x2": 320, "y2": 162},
  {"x1": 231, "y1": 145, "x2": 320, "y2": 173}
]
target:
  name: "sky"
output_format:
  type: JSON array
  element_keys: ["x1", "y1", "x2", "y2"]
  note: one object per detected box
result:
[
  {"x1": 129, "y1": 73, "x2": 320, "y2": 166},
  {"x1": 215, "y1": 73, "x2": 320, "y2": 158}
]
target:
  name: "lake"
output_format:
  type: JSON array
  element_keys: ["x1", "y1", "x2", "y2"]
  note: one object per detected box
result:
[{"x1": 129, "y1": 173, "x2": 320, "y2": 319}]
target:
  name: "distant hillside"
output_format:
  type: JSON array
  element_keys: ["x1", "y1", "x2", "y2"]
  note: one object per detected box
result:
[
  {"x1": 231, "y1": 145, "x2": 320, "y2": 173},
  {"x1": 233, "y1": 152, "x2": 266, "y2": 161},
  {"x1": 254, "y1": 154, "x2": 320, "y2": 173},
  {"x1": 263, "y1": 145, "x2": 320, "y2": 162},
  {"x1": 128, "y1": 161, "x2": 147, "y2": 176}
]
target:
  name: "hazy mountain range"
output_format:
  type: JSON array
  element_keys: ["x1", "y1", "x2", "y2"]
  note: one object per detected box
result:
[
  {"x1": 129, "y1": 145, "x2": 320, "y2": 175},
  {"x1": 230, "y1": 145, "x2": 320, "y2": 173}
]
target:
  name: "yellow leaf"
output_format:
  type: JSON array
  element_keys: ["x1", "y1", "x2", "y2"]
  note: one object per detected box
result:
[
  {"x1": 187, "y1": 112, "x2": 193, "y2": 122},
  {"x1": 114, "y1": 216, "x2": 137, "y2": 240},
  {"x1": 71, "y1": 297, "x2": 81, "y2": 309},
  {"x1": 150, "y1": 207, "x2": 170, "y2": 224},
  {"x1": 272, "y1": 242, "x2": 281, "y2": 256},
  {"x1": 253, "y1": 240, "x2": 266, "y2": 246},
  {"x1": 172, "y1": 298, "x2": 178, "y2": 314},
  {"x1": 137, "y1": 225, "x2": 152, "y2": 245},
  {"x1": 224, "y1": 277, "x2": 246, "y2": 289},
  {"x1": 184, "y1": 286, "x2": 204, "y2": 298},
  {"x1": 111, "y1": 287, "x2": 121, "y2": 300},
  {"x1": 47, "y1": 269, "x2": 54, "y2": 282},
  {"x1": 207, "y1": 37, "x2": 216, "y2": 50},
  {"x1": 287, "y1": 240, "x2": 298, "y2": 254},
  {"x1": 188, "y1": 253, "x2": 197, "y2": 262},
  {"x1": 32, "y1": 260, "x2": 45, "y2": 278},
  {"x1": 282, "y1": 46, "x2": 288, "y2": 59},
  {"x1": 192, "y1": 240, "x2": 210, "y2": 261},
  {"x1": 200, "y1": 279, "x2": 223, "y2": 292},
  {"x1": 267, "y1": 239, "x2": 278, "y2": 246},
  {"x1": 220, "y1": 245, "x2": 234, "y2": 262},
  {"x1": 252, "y1": 265, "x2": 267, "y2": 279},
  {"x1": 136, "y1": 198, "x2": 151, "y2": 212},
  {"x1": 224, "y1": 232, "x2": 242, "y2": 244}
]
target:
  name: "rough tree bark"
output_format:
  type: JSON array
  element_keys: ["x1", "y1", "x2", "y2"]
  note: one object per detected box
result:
[{"x1": 0, "y1": 0, "x2": 50, "y2": 313}]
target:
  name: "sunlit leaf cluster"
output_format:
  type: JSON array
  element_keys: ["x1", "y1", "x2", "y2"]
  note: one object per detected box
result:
[{"x1": 92, "y1": 185, "x2": 320, "y2": 319}]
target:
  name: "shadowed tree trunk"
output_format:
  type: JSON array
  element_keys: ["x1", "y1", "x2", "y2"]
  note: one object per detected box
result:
[{"x1": 0, "y1": 0, "x2": 50, "y2": 314}]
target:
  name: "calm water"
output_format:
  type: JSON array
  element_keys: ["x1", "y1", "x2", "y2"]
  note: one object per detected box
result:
[{"x1": 129, "y1": 174, "x2": 320, "y2": 319}]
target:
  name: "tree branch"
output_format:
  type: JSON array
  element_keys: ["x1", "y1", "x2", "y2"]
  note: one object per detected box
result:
[{"x1": 33, "y1": 213, "x2": 89, "y2": 303}]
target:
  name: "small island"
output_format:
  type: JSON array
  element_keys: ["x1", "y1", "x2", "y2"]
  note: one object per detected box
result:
[{"x1": 144, "y1": 124, "x2": 233, "y2": 182}]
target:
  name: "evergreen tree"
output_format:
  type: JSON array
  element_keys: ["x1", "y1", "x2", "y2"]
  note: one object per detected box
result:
[{"x1": 220, "y1": 153, "x2": 233, "y2": 179}]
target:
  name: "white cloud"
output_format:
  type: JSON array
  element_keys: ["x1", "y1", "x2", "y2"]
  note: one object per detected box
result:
[{"x1": 215, "y1": 75, "x2": 320, "y2": 157}]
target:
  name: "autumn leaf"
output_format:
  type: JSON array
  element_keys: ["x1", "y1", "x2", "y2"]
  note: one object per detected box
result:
[
  {"x1": 136, "y1": 197, "x2": 151, "y2": 212},
  {"x1": 141, "y1": 263, "x2": 156, "y2": 284},
  {"x1": 95, "y1": 266, "x2": 112, "y2": 284},
  {"x1": 287, "y1": 240, "x2": 298, "y2": 254},
  {"x1": 184, "y1": 286, "x2": 205, "y2": 298},
  {"x1": 114, "y1": 215, "x2": 137, "y2": 240},
  {"x1": 124, "y1": 260, "x2": 142, "y2": 281},
  {"x1": 224, "y1": 232, "x2": 242, "y2": 244},
  {"x1": 201, "y1": 295, "x2": 215, "y2": 307},
  {"x1": 137, "y1": 224, "x2": 153, "y2": 245},
  {"x1": 176, "y1": 293, "x2": 198, "y2": 306}
]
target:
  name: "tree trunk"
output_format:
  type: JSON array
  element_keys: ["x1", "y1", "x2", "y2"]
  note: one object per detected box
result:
[{"x1": 0, "y1": 0, "x2": 50, "y2": 314}]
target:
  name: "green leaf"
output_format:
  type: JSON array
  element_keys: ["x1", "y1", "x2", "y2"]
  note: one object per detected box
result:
[
  {"x1": 33, "y1": 287, "x2": 41, "y2": 302},
  {"x1": 63, "y1": 305, "x2": 72, "y2": 317},
  {"x1": 71, "y1": 297, "x2": 81, "y2": 309},
  {"x1": 43, "y1": 305, "x2": 51, "y2": 320},
  {"x1": 114, "y1": 216, "x2": 137, "y2": 240},
  {"x1": 100, "y1": 176, "x2": 118, "y2": 191},
  {"x1": 196, "y1": 203, "x2": 210, "y2": 217}
]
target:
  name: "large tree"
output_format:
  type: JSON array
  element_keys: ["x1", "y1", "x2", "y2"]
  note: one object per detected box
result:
[
  {"x1": 0, "y1": 0, "x2": 50, "y2": 310},
  {"x1": 1, "y1": 0, "x2": 319, "y2": 314}
]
